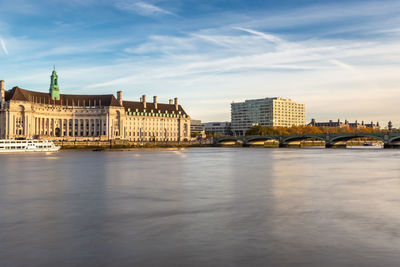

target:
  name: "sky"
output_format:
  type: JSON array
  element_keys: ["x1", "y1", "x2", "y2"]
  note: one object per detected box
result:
[{"x1": 0, "y1": 0, "x2": 400, "y2": 126}]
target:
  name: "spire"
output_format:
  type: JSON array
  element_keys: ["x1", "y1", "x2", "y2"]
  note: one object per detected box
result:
[{"x1": 49, "y1": 67, "x2": 60, "y2": 100}]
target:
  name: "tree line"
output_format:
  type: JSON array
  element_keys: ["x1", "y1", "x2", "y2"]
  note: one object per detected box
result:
[{"x1": 245, "y1": 125, "x2": 391, "y2": 136}]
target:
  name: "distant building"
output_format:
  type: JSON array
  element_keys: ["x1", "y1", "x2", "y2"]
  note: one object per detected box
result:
[
  {"x1": 231, "y1": 97, "x2": 305, "y2": 136},
  {"x1": 388, "y1": 121, "x2": 393, "y2": 131},
  {"x1": 190, "y1": 119, "x2": 205, "y2": 136},
  {"x1": 309, "y1": 119, "x2": 380, "y2": 130},
  {"x1": 204, "y1": 122, "x2": 231, "y2": 136}
]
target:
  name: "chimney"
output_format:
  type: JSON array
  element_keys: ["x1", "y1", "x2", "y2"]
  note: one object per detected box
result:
[
  {"x1": 174, "y1": 97, "x2": 178, "y2": 110},
  {"x1": 0, "y1": 80, "x2": 4, "y2": 107},
  {"x1": 142, "y1": 94, "x2": 146, "y2": 109},
  {"x1": 153, "y1": 96, "x2": 158, "y2": 109},
  {"x1": 169, "y1": 99, "x2": 173, "y2": 105},
  {"x1": 117, "y1": 91, "x2": 123, "y2": 106}
]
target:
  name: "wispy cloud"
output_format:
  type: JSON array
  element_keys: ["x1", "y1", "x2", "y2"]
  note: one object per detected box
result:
[
  {"x1": 0, "y1": 37, "x2": 8, "y2": 55},
  {"x1": 234, "y1": 27, "x2": 282, "y2": 44},
  {"x1": 329, "y1": 59, "x2": 355, "y2": 72},
  {"x1": 2, "y1": 0, "x2": 400, "y2": 124},
  {"x1": 114, "y1": 1, "x2": 177, "y2": 16}
]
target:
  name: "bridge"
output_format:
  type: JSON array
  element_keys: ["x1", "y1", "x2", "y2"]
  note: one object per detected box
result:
[{"x1": 214, "y1": 132, "x2": 400, "y2": 147}]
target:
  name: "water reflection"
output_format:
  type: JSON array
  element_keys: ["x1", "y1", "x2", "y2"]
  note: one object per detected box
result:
[{"x1": 1, "y1": 149, "x2": 400, "y2": 266}]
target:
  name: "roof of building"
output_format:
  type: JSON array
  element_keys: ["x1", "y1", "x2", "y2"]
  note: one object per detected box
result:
[
  {"x1": 4, "y1": 87, "x2": 188, "y2": 115},
  {"x1": 122, "y1": 101, "x2": 188, "y2": 116},
  {"x1": 5, "y1": 86, "x2": 122, "y2": 107}
]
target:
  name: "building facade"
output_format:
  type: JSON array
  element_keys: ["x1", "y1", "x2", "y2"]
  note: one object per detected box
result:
[
  {"x1": 0, "y1": 71, "x2": 190, "y2": 141},
  {"x1": 231, "y1": 97, "x2": 305, "y2": 135},
  {"x1": 309, "y1": 119, "x2": 380, "y2": 130},
  {"x1": 204, "y1": 122, "x2": 232, "y2": 136},
  {"x1": 190, "y1": 119, "x2": 205, "y2": 136}
]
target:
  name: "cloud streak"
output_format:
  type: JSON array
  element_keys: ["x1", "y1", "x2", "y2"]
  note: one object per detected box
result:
[
  {"x1": 114, "y1": 1, "x2": 177, "y2": 16},
  {"x1": 0, "y1": 37, "x2": 8, "y2": 55},
  {"x1": 234, "y1": 27, "x2": 282, "y2": 44},
  {"x1": 1, "y1": 0, "x2": 400, "y2": 125}
]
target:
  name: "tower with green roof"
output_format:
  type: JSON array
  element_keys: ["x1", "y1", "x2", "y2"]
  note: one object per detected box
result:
[{"x1": 49, "y1": 67, "x2": 60, "y2": 100}]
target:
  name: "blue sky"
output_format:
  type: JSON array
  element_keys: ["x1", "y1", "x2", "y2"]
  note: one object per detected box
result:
[{"x1": 1, "y1": 0, "x2": 400, "y2": 126}]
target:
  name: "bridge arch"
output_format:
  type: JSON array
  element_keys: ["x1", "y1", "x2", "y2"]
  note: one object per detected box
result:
[
  {"x1": 330, "y1": 134, "x2": 384, "y2": 144},
  {"x1": 389, "y1": 136, "x2": 400, "y2": 144},
  {"x1": 281, "y1": 135, "x2": 326, "y2": 144},
  {"x1": 215, "y1": 137, "x2": 240, "y2": 145},
  {"x1": 245, "y1": 136, "x2": 280, "y2": 146},
  {"x1": 246, "y1": 136, "x2": 280, "y2": 142}
]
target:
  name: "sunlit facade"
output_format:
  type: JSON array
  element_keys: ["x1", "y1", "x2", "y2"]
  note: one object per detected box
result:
[
  {"x1": 0, "y1": 71, "x2": 190, "y2": 141},
  {"x1": 231, "y1": 97, "x2": 305, "y2": 135}
]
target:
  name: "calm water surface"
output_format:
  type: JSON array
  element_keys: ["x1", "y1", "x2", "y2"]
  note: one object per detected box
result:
[{"x1": 1, "y1": 148, "x2": 400, "y2": 266}]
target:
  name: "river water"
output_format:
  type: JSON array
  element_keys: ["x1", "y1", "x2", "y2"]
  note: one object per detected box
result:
[{"x1": 1, "y1": 148, "x2": 400, "y2": 266}]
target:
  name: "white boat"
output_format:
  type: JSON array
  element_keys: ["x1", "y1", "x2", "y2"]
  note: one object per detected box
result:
[
  {"x1": 346, "y1": 142, "x2": 384, "y2": 149},
  {"x1": 0, "y1": 140, "x2": 60, "y2": 153}
]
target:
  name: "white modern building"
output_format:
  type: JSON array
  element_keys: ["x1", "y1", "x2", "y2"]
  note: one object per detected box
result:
[
  {"x1": 190, "y1": 119, "x2": 205, "y2": 135},
  {"x1": 231, "y1": 97, "x2": 305, "y2": 136}
]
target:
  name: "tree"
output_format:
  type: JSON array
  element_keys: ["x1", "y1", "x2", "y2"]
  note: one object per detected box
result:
[{"x1": 244, "y1": 124, "x2": 385, "y2": 136}]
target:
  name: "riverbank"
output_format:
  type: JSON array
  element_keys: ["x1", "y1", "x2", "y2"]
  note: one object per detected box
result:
[
  {"x1": 54, "y1": 139, "x2": 395, "y2": 150},
  {"x1": 54, "y1": 140, "x2": 213, "y2": 150}
]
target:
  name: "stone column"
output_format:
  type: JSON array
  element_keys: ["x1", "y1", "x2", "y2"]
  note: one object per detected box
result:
[
  {"x1": 94, "y1": 119, "x2": 97, "y2": 137},
  {"x1": 106, "y1": 114, "x2": 110, "y2": 140},
  {"x1": 83, "y1": 119, "x2": 86, "y2": 136},
  {"x1": 12, "y1": 115, "x2": 15, "y2": 138},
  {"x1": 86, "y1": 118, "x2": 89, "y2": 136},
  {"x1": 72, "y1": 119, "x2": 75, "y2": 137},
  {"x1": 94, "y1": 119, "x2": 98, "y2": 137},
  {"x1": 53, "y1": 118, "x2": 56, "y2": 137},
  {"x1": 100, "y1": 118, "x2": 103, "y2": 136},
  {"x1": 89, "y1": 118, "x2": 92, "y2": 137},
  {"x1": 82, "y1": 119, "x2": 85, "y2": 136},
  {"x1": 59, "y1": 118, "x2": 61, "y2": 137}
]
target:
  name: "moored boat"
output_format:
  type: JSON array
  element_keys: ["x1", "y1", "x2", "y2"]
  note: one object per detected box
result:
[
  {"x1": 0, "y1": 140, "x2": 60, "y2": 153},
  {"x1": 346, "y1": 142, "x2": 384, "y2": 149}
]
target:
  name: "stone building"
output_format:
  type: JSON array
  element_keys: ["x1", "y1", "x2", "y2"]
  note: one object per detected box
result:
[
  {"x1": 309, "y1": 119, "x2": 380, "y2": 130},
  {"x1": 0, "y1": 70, "x2": 190, "y2": 141}
]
